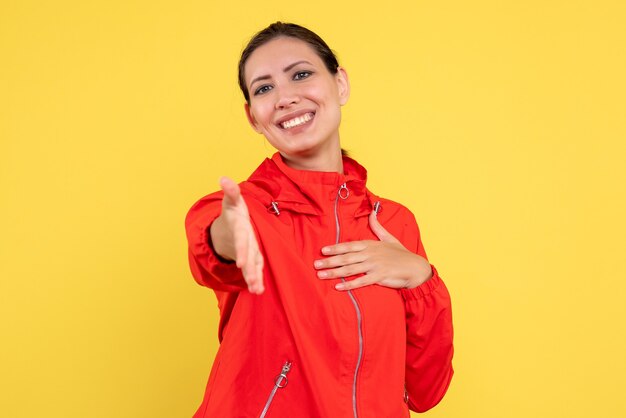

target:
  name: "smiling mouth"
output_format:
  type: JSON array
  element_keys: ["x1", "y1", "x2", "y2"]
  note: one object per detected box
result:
[{"x1": 280, "y1": 112, "x2": 314, "y2": 129}]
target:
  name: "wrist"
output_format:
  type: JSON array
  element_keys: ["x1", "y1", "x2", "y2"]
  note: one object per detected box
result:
[
  {"x1": 405, "y1": 259, "x2": 433, "y2": 289},
  {"x1": 209, "y1": 216, "x2": 236, "y2": 262}
]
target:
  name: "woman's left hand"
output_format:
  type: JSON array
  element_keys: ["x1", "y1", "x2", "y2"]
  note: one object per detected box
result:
[{"x1": 313, "y1": 211, "x2": 433, "y2": 291}]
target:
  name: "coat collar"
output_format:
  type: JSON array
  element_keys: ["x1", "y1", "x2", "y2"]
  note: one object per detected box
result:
[{"x1": 246, "y1": 153, "x2": 379, "y2": 217}]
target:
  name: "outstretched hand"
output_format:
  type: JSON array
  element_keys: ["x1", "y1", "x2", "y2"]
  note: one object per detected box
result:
[
  {"x1": 313, "y1": 211, "x2": 432, "y2": 291},
  {"x1": 210, "y1": 176, "x2": 265, "y2": 294}
]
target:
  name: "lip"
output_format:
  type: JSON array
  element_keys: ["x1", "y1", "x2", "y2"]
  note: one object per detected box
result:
[{"x1": 275, "y1": 109, "x2": 316, "y2": 128}]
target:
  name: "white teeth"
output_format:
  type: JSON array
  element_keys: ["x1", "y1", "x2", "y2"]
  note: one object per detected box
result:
[{"x1": 281, "y1": 113, "x2": 313, "y2": 129}]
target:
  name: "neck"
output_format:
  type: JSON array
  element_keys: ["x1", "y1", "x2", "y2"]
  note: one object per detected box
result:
[{"x1": 279, "y1": 146, "x2": 344, "y2": 173}]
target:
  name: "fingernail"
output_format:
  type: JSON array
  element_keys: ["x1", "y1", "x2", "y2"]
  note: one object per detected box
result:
[
  {"x1": 317, "y1": 271, "x2": 328, "y2": 278},
  {"x1": 322, "y1": 247, "x2": 330, "y2": 254},
  {"x1": 314, "y1": 260, "x2": 323, "y2": 268},
  {"x1": 335, "y1": 283, "x2": 345, "y2": 290}
]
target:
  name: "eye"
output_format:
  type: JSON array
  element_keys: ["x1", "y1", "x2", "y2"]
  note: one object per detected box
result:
[
  {"x1": 293, "y1": 71, "x2": 312, "y2": 81},
  {"x1": 254, "y1": 84, "x2": 273, "y2": 96}
]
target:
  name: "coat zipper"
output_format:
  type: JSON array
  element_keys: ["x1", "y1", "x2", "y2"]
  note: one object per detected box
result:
[
  {"x1": 259, "y1": 361, "x2": 292, "y2": 418},
  {"x1": 334, "y1": 182, "x2": 363, "y2": 418}
]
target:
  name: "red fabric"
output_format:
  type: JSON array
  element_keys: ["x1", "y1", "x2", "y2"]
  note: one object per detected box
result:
[{"x1": 185, "y1": 153, "x2": 453, "y2": 417}]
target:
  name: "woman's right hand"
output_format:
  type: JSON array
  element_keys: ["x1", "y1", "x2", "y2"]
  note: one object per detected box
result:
[{"x1": 210, "y1": 177, "x2": 265, "y2": 294}]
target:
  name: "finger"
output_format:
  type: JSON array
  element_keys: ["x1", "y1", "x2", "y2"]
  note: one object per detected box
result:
[
  {"x1": 321, "y1": 241, "x2": 369, "y2": 256},
  {"x1": 335, "y1": 274, "x2": 377, "y2": 291},
  {"x1": 254, "y1": 250, "x2": 265, "y2": 294},
  {"x1": 247, "y1": 238, "x2": 264, "y2": 294},
  {"x1": 246, "y1": 275, "x2": 262, "y2": 294},
  {"x1": 233, "y1": 223, "x2": 249, "y2": 269},
  {"x1": 317, "y1": 262, "x2": 369, "y2": 280},
  {"x1": 219, "y1": 176, "x2": 241, "y2": 207},
  {"x1": 314, "y1": 252, "x2": 368, "y2": 269},
  {"x1": 369, "y1": 211, "x2": 400, "y2": 244},
  {"x1": 243, "y1": 231, "x2": 259, "y2": 285},
  {"x1": 243, "y1": 258, "x2": 260, "y2": 293}
]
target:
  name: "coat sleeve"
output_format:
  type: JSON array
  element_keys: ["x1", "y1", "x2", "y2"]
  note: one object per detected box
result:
[
  {"x1": 184, "y1": 190, "x2": 247, "y2": 292},
  {"x1": 397, "y1": 211, "x2": 454, "y2": 413}
]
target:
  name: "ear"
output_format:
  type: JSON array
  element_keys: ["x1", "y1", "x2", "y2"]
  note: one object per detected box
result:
[
  {"x1": 336, "y1": 67, "x2": 350, "y2": 106},
  {"x1": 244, "y1": 102, "x2": 262, "y2": 133}
]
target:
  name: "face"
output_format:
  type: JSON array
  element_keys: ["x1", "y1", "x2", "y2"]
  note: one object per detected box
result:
[{"x1": 244, "y1": 37, "x2": 350, "y2": 162}]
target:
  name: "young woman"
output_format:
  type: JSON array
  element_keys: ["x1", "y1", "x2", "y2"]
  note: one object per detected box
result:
[{"x1": 185, "y1": 22, "x2": 454, "y2": 418}]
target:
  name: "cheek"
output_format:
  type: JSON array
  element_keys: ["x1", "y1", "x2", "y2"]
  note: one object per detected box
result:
[
  {"x1": 316, "y1": 83, "x2": 342, "y2": 107},
  {"x1": 317, "y1": 88, "x2": 343, "y2": 114},
  {"x1": 251, "y1": 103, "x2": 273, "y2": 126}
]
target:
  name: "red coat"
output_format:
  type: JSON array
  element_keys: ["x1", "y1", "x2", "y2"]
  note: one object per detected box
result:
[{"x1": 185, "y1": 153, "x2": 453, "y2": 417}]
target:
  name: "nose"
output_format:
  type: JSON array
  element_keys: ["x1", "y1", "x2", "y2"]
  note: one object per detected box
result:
[{"x1": 274, "y1": 85, "x2": 300, "y2": 109}]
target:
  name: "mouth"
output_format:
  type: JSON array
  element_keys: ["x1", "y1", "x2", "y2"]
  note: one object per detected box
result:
[{"x1": 278, "y1": 112, "x2": 315, "y2": 130}]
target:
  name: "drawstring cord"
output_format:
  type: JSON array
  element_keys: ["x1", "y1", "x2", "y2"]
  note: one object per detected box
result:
[
  {"x1": 268, "y1": 197, "x2": 380, "y2": 217},
  {"x1": 268, "y1": 201, "x2": 280, "y2": 216}
]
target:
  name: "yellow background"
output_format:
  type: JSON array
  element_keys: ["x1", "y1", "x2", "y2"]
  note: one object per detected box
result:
[{"x1": 1, "y1": 0, "x2": 625, "y2": 417}]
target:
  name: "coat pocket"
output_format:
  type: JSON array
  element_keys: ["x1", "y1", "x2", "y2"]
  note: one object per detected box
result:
[{"x1": 258, "y1": 361, "x2": 292, "y2": 418}]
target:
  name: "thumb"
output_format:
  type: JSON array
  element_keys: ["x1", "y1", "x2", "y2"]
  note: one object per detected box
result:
[
  {"x1": 369, "y1": 210, "x2": 400, "y2": 243},
  {"x1": 219, "y1": 176, "x2": 241, "y2": 207}
]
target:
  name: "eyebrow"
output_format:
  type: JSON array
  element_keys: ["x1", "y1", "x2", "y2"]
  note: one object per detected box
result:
[{"x1": 249, "y1": 60, "x2": 313, "y2": 89}]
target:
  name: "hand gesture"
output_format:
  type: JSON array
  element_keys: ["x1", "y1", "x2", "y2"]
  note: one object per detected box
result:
[
  {"x1": 313, "y1": 211, "x2": 432, "y2": 291},
  {"x1": 210, "y1": 177, "x2": 265, "y2": 294}
]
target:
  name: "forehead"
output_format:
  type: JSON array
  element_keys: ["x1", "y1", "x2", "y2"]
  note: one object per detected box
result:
[{"x1": 244, "y1": 37, "x2": 324, "y2": 82}]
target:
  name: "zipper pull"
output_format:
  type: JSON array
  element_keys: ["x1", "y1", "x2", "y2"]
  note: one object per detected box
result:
[
  {"x1": 281, "y1": 362, "x2": 292, "y2": 374},
  {"x1": 275, "y1": 361, "x2": 292, "y2": 388},
  {"x1": 338, "y1": 183, "x2": 350, "y2": 200}
]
